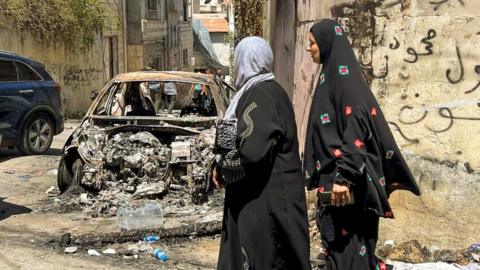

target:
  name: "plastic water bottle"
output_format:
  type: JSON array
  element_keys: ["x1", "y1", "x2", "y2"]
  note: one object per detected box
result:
[
  {"x1": 153, "y1": 248, "x2": 168, "y2": 261},
  {"x1": 144, "y1": 235, "x2": 160, "y2": 243},
  {"x1": 117, "y1": 204, "x2": 164, "y2": 230},
  {"x1": 139, "y1": 204, "x2": 164, "y2": 229},
  {"x1": 117, "y1": 207, "x2": 138, "y2": 230}
]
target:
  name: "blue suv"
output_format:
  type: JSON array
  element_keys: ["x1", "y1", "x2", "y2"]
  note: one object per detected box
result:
[{"x1": 0, "y1": 50, "x2": 64, "y2": 155}]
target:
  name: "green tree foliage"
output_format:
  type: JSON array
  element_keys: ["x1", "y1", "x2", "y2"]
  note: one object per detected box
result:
[{"x1": 0, "y1": 0, "x2": 107, "y2": 51}]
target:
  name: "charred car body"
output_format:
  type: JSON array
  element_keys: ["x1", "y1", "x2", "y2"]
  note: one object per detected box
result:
[{"x1": 57, "y1": 72, "x2": 232, "y2": 215}]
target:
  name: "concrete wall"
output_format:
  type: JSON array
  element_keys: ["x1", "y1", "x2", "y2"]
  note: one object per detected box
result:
[
  {"x1": 266, "y1": 0, "x2": 296, "y2": 99},
  {"x1": 0, "y1": 1, "x2": 126, "y2": 117},
  {"x1": 127, "y1": 45, "x2": 145, "y2": 71},
  {"x1": 143, "y1": 20, "x2": 168, "y2": 71},
  {"x1": 367, "y1": 2, "x2": 479, "y2": 172},
  {"x1": 180, "y1": 21, "x2": 194, "y2": 70},
  {"x1": 349, "y1": 0, "x2": 480, "y2": 249},
  {"x1": 166, "y1": 1, "x2": 193, "y2": 72},
  {"x1": 269, "y1": 0, "x2": 480, "y2": 249},
  {"x1": 127, "y1": 0, "x2": 143, "y2": 44},
  {"x1": 104, "y1": 0, "x2": 127, "y2": 80},
  {"x1": 0, "y1": 21, "x2": 105, "y2": 118}
]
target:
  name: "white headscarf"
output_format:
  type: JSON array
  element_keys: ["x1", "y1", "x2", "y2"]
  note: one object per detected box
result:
[{"x1": 224, "y1": 37, "x2": 275, "y2": 120}]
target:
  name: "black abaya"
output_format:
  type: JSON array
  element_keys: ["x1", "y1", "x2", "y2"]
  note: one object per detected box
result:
[
  {"x1": 216, "y1": 80, "x2": 311, "y2": 270},
  {"x1": 303, "y1": 19, "x2": 420, "y2": 270}
]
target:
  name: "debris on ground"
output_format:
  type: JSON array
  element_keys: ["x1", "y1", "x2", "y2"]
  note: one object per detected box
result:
[
  {"x1": 128, "y1": 241, "x2": 154, "y2": 254},
  {"x1": 64, "y1": 246, "x2": 78, "y2": 254},
  {"x1": 3, "y1": 169, "x2": 15, "y2": 174},
  {"x1": 47, "y1": 169, "x2": 58, "y2": 176},
  {"x1": 433, "y1": 249, "x2": 464, "y2": 264},
  {"x1": 144, "y1": 235, "x2": 160, "y2": 243},
  {"x1": 88, "y1": 249, "x2": 101, "y2": 256},
  {"x1": 465, "y1": 243, "x2": 480, "y2": 263},
  {"x1": 383, "y1": 240, "x2": 432, "y2": 263},
  {"x1": 18, "y1": 175, "x2": 32, "y2": 181},
  {"x1": 388, "y1": 261, "x2": 480, "y2": 270},
  {"x1": 79, "y1": 193, "x2": 89, "y2": 204},
  {"x1": 34, "y1": 170, "x2": 45, "y2": 176},
  {"x1": 378, "y1": 240, "x2": 480, "y2": 266},
  {"x1": 153, "y1": 248, "x2": 168, "y2": 261},
  {"x1": 58, "y1": 233, "x2": 71, "y2": 247},
  {"x1": 45, "y1": 186, "x2": 60, "y2": 197},
  {"x1": 308, "y1": 208, "x2": 323, "y2": 260},
  {"x1": 102, "y1": 248, "x2": 116, "y2": 255}
]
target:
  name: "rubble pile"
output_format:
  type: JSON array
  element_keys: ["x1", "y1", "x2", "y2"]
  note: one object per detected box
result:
[
  {"x1": 377, "y1": 240, "x2": 480, "y2": 266},
  {"x1": 81, "y1": 131, "x2": 171, "y2": 215},
  {"x1": 83, "y1": 131, "x2": 169, "y2": 188},
  {"x1": 53, "y1": 129, "x2": 222, "y2": 219}
]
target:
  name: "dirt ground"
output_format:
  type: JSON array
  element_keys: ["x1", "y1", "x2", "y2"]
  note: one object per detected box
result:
[{"x1": 0, "y1": 120, "x2": 220, "y2": 270}]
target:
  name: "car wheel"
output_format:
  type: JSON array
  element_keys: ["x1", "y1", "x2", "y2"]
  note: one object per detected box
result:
[
  {"x1": 57, "y1": 156, "x2": 71, "y2": 193},
  {"x1": 58, "y1": 157, "x2": 83, "y2": 193},
  {"x1": 18, "y1": 113, "x2": 54, "y2": 155}
]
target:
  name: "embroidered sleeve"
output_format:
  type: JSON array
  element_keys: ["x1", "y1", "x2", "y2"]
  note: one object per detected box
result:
[
  {"x1": 237, "y1": 89, "x2": 282, "y2": 165},
  {"x1": 239, "y1": 102, "x2": 258, "y2": 146},
  {"x1": 217, "y1": 149, "x2": 246, "y2": 184},
  {"x1": 335, "y1": 107, "x2": 370, "y2": 185},
  {"x1": 218, "y1": 86, "x2": 283, "y2": 185}
]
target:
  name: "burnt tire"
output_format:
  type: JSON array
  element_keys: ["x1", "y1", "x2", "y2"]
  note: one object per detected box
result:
[
  {"x1": 18, "y1": 112, "x2": 54, "y2": 155},
  {"x1": 57, "y1": 157, "x2": 83, "y2": 193},
  {"x1": 57, "y1": 156, "x2": 70, "y2": 193}
]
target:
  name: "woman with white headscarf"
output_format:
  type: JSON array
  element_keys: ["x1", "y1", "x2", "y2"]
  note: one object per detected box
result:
[{"x1": 212, "y1": 37, "x2": 311, "y2": 270}]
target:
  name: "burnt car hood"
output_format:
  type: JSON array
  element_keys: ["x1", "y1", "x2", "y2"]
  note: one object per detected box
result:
[{"x1": 64, "y1": 116, "x2": 201, "y2": 164}]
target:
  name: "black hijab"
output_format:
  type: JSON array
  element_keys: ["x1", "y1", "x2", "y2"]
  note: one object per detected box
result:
[{"x1": 303, "y1": 19, "x2": 420, "y2": 217}]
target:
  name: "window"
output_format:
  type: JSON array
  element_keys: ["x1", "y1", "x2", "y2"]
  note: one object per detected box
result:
[
  {"x1": 94, "y1": 83, "x2": 119, "y2": 115},
  {"x1": 0, "y1": 60, "x2": 17, "y2": 81},
  {"x1": 15, "y1": 62, "x2": 42, "y2": 81},
  {"x1": 148, "y1": 0, "x2": 157, "y2": 10},
  {"x1": 183, "y1": 49, "x2": 188, "y2": 66}
]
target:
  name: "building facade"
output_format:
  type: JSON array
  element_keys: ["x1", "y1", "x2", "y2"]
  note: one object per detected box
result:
[
  {"x1": 191, "y1": 0, "x2": 233, "y2": 77},
  {"x1": 126, "y1": 0, "x2": 193, "y2": 71}
]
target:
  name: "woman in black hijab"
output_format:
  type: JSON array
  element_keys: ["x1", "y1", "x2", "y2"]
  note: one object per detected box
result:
[
  {"x1": 213, "y1": 37, "x2": 311, "y2": 270},
  {"x1": 304, "y1": 19, "x2": 421, "y2": 270}
]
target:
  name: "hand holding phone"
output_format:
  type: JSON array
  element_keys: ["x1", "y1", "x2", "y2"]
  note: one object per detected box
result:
[
  {"x1": 332, "y1": 182, "x2": 351, "y2": 207},
  {"x1": 318, "y1": 189, "x2": 355, "y2": 207}
]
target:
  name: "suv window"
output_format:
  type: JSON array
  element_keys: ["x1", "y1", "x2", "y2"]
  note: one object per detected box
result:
[
  {"x1": 15, "y1": 62, "x2": 42, "y2": 81},
  {"x1": 0, "y1": 60, "x2": 18, "y2": 82}
]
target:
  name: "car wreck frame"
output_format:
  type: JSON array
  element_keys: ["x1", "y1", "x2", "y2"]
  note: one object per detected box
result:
[{"x1": 57, "y1": 71, "x2": 232, "y2": 195}]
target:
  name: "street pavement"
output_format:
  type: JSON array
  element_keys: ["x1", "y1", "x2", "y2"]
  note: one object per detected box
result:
[{"x1": 0, "y1": 120, "x2": 218, "y2": 270}]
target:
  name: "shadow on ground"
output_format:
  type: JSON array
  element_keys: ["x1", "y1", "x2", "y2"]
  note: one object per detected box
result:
[{"x1": 0, "y1": 197, "x2": 32, "y2": 222}]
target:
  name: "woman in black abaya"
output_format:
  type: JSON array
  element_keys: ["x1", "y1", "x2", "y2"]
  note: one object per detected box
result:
[
  {"x1": 213, "y1": 36, "x2": 311, "y2": 270},
  {"x1": 304, "y1": 19, "x2": 421, "y2": 270}
]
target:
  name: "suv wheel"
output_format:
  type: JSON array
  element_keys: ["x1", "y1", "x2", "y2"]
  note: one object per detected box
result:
[{"x1": 18, "y1": 113, "x2": 54, "y2": 155}]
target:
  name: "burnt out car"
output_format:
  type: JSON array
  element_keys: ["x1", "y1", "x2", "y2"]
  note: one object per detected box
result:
[{"x1": 56, "y1": 71, "x2": 232, "y2": 215}]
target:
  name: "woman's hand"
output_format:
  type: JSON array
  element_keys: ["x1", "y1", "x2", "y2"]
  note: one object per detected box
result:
[
  {"x1": 331, "y1": 182, "x2": 351, "y2": 207},
  {"x1": 212, "y1": 166, "x2": 225, "y2": 189}
]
